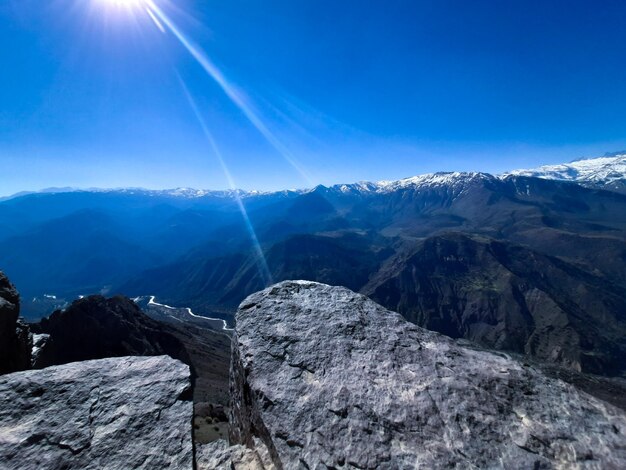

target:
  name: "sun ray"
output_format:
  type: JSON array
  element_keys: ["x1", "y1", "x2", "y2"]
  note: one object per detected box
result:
[
  {"x1": 145, "y1": 7, "x2": 165, "y2": 33},
  {"x1": 145, "y1": 1, "x2": 313, "y2": 185},
  {"x1": 176, "y1": 75, "x2": 273, "y2": 287}
]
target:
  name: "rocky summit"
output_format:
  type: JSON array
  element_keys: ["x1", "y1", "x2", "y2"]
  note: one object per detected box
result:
[
  {"x1": 229, "y1": 281, "x2": 626, "y2": 469},
  {"x1": 0, "y1": 355, "x2": 193, "y2": 470}
]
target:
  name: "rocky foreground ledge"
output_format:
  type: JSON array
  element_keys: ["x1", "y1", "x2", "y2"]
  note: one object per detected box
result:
[
  {"x1": 0, "y1": 355, "x2": 193, "y2": 470},
  {"x1": 224, "y1": 281, "x2": 626, "y2": 469}
]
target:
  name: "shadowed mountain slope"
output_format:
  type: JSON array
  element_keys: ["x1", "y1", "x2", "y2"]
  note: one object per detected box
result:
[
  {"x1": 364, "y1": 232, "x2": 626, "y2": 376},
  {"x1": 31, "y1": 295, "x2": 191, "y2": 368}
]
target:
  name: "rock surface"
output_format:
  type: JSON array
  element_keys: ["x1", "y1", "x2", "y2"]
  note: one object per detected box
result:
[
  {"x1": 0, "y1": 271, "x2": 31, "y2": 374},
  {"x1": 0, "y1": 355, "x2": 193, "y2": 470},
  {"x1": 30, "y1": 333, "x2": 50, "y2": 367},
  {"x1": 230, "y1": 281, "x2": 626, "y2": 469},
  {"x1": 197, "y1": 439, "x2": 274, "y2": 470}
]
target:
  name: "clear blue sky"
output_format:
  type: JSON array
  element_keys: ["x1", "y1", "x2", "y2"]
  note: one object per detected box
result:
[{"x1": 1, "y1": 0, "x2": 626, "y2": 195}]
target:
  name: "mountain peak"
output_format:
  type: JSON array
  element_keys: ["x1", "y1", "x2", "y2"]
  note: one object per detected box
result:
[
  {"x1": 504, "y1": 154, "x2": 626, "y2": 190},
  {"x1": 375, "y1": 171, "x2": 492, "y2": 191}
]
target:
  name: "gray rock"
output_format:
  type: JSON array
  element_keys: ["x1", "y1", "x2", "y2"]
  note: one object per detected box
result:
[
  {"x1": 30, "y1": 333, "x2": 50, "y2": 367},
  {"x1": 0, "y1": 271, "x2": 31, "y2": 374},
  {"x1": 0, "y1": 355, "x2": 193, "y2": 470},
  {"x1": 197, "y1": 439, "x2": 274, "y2": 470},
  {"x1": 230, "y1": 281, "x2": 626, "y2": 469}
]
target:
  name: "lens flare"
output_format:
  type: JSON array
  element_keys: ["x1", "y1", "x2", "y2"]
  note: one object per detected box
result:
[
  {"x1": 144, "y1": 6, "x2": 165, "y2": 33},
  {"x1": 177, "y1": 77, "x2": 273, "y2": 287},
  {"x1": 90, "y1": 0, "x2": 306, "y2": 284},
  {"x1": 145, "y1": 2, "x2": 312, "y2": 184}
]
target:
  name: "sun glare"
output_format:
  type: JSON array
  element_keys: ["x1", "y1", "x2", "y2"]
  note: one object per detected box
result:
[{"x1": 97, "y1": 0, "x2": 146, "y2": 10}]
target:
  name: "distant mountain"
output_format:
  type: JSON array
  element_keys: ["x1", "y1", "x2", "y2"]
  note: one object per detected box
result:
[
  {"x1": 117, "y1": 174, "x2": 626, "y2": 378},
  {"x1": 504, "y1": 153, "x2": 626, "y2": 193},
  {"x1": 0, "y1": 185, "x2": 305, "y2": 202},
  {"x1": 2, "y1": 157, "x2": 626, "y2": 377},
  {"x1": 0, "y1": 189, "x2": 299, "y2": 316}
]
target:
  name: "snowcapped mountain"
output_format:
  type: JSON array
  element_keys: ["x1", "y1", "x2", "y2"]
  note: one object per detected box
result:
[
  {"x1": 100, "y1": 187, "x2": 307, "y2": 199},
  {"x1": 0, "y1": 186, "x2": 306, "y2": 202},
  {"x1": 1, "y1": 173, "x2": 494, "y2": 202},
  {"x1": 5, "y1": 153, "x2": 626, "y2": 203},
  {"x1": 373, "y1": 171, "x2": 493, "y2": 192},
  {"x1": 307, "y1": 172, "x2": 495, "y2": 198},
  {"x1": 504, "y1": 153, "x2": 626, "y2": 193}
]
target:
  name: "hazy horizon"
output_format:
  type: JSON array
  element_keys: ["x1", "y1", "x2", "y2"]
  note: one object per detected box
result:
[{"x1": 0, "y1": 148, "x2": 624, "y2": 198}]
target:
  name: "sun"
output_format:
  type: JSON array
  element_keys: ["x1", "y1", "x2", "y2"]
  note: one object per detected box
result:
[
  {"x1": 97, "y1": 0, "x2": 146, "y2": 10},
  {"x1": 91, "y1": 0, "x2": 167, "y2": 32},
  {"x1": 102, "y1": 0, "x2": 143, "y2": 5}
]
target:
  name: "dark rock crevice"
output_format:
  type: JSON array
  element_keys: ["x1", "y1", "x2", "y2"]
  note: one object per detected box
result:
[
  {"x1": 0, "y1": 272, "x2": 31, "y2": 374},
  {"x1": 229, "y1": 338, "x2": 284, "y2": 469}
]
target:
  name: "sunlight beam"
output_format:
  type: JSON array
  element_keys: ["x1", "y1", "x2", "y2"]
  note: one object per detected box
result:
[
  {"x1": 145, "y1": 7, "x2": 165, "y2": 33},
  {"x1": 145, "y1": 1, "x2": 312, "y2": 184},
  {"x1": 177, "y1": 76, "x2": 274, "y2": 287}
]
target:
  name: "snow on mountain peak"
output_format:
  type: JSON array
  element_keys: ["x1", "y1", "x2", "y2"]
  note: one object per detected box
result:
[
  {"x1": 504, "y1": 154, "x2": 626, "y2": 184},
  {"x1": 375, "y1": 172, "x2": 491, "y2": 192},
  {"x1": 310, "y1": 172, "x2": 493, "y2": 196}
]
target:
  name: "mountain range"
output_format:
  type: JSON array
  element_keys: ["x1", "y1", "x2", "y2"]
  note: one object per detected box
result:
[
  {"x1": 1, "y1": 153, "x2": 625, "y2": 376},
  {"x1": 504, "y1": 151, "x2": 626, "y2": 193},
  {"x1": 4, "y1": 152, "x2": 625, "y2": 200}
]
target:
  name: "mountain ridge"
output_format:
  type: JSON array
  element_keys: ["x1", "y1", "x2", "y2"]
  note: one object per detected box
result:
[
  {"x1": 4, "y1": 152, "x2": 626, "y2": 202},
  {"x1": 504, "y1": 153, "x2": 626, "y2": 193}
]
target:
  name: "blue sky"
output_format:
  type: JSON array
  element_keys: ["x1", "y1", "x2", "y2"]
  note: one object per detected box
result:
[{"x1": 1, "y1": 0, "x2": 626, "y2": 195}]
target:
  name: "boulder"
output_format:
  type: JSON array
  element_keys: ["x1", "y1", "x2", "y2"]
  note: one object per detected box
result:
[
  {"x1": 30, "y1": 333, "x2": 50, "y2": 367},
  {"x1": 0, "y1": 355, "x2": 193, "y2": 469},
  {"x1": 230, "y1": 281, "x2": 626, "y2": 469}
]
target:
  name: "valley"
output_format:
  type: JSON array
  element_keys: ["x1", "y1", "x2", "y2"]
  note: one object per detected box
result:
[{"x1": 2, "y1": 155, "x2": 624, "y2": 378}]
